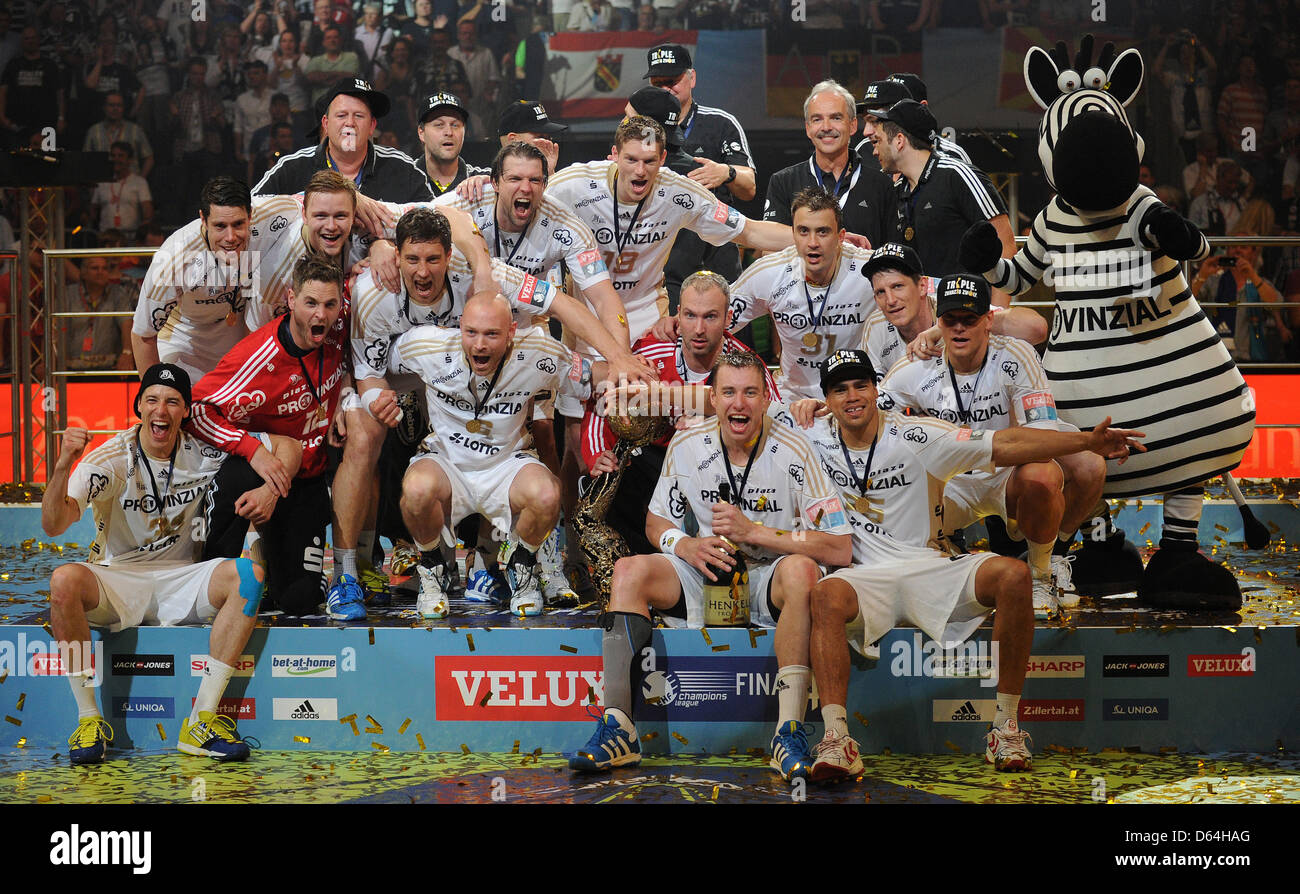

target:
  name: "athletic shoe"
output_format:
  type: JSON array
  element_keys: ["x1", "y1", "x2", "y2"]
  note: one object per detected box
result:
[
  {"x1": 67, "y1": 717, "x2": 113, "y2": 765},
  {"x1": 538, "y1": 529, "x2": 578, "y2": 605},
  {"x1": 443, "y1": 554, "x2": 465, "y2": 598},
  {"x1": 769, "y1": 720, "x2": 812, "y2": 783},
  {"x1": 358, "y1": 565, "x2": 390, "y2": 606},
  {"x1": 465, "y1": 567, "x2": 509, "y2": 604},
  {"x1": 568, "y1": 708, "x2": 641, "y2": 772},
  {"x1": 179, "y1": 711, "x2": 251, "y2": 761},
  {"x1": 1052, "y1": 554, "x2": 1079, "y2": 608},
  {"x1": 1031, "y1": 575, "x2": 1059, "y2": 620},
  {"x1": 503, "y1": 541, "x2": 544, "y2": 616},
  {"x1": 416, "y1": 563, "x2": 450, "y2": 620},
  {"x1": 390, "y1": 542, "x2": 419, "y2": 576},
  {"x1": 810, "y1": 728, "x2": 863, "y2": 782},
  {"x1": 985, "y1": 718, "x2": 1034, "y2": 771},
  {"x1": 325, "y1": 574, "x2": 367, "y2": 621}
]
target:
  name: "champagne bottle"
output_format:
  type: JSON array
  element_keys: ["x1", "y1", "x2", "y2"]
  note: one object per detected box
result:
[{"x1": 703, "y1": 482, "x2": 750, "y2": 626}]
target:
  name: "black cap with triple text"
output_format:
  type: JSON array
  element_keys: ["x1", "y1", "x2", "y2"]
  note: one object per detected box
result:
[
  {"x1": 643, "y1": 43, "x2": 692, "y2": 79},
  {"x1": 497, "y1": 99, "x2": 568, "y2": 136},
  {"x1": 320, "y1": 77, "x2": 391, "y2": 119},
  {"x1": 871, "y1": 99, "x2": 938, "y2": 145},
  {"x1": 420, "y1": 92, "x2": 469, "y2": 124},
  {"x1": 934, "y1": 273, "x2": 991, "y2": 318},
  {"x1": 862, "y1": 242, "x2": 924, "y2": 280},
  {"x1": 857, "y1": 79, "x2": 912, "y2": 113},
  {"x1": 820, "y1": 350, "x2": 879, "y2": 393}
]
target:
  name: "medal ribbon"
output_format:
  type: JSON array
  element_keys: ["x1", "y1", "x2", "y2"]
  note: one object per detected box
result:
[{"x1": 720, "y1": 418, "x2": 764, "y2": 509}]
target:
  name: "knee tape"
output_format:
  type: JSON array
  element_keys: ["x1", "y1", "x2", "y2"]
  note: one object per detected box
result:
[{"x1": 235, "y1": 558, "x2": 265, "y2": 618}]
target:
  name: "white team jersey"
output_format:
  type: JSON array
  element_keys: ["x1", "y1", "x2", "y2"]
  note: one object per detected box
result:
[
  {"x1": 862, "y1": 308, "x2": 908, "y2": 381},
  {"x1": 67, "y1": 428, "x2": 233, "y2": 565},
  {"x1": 132, "y1": 195, "x2": 302, "y2": 377},
  {"x1": 804, "y1": 412, "x2": 995, "y2": 565},
  {"x1": 547, "y1": 160, "x2": 747, "y2": 340},
  {"x1": 388, "y1": 324, "x2": 571, "y2": 474},
  {"x1": 432, "y1": 185, "x2": 611, "y2": 291},
  {"x1": 648, "y1": 417, "x2": 852, "y2": 564},
  {"x1": 728, "y1": 244, "x2": 874, "y2": 401},
  {"x1": 879, "y1": 335, "x2": 1061, "y2": 434},
  {"x1": 351, "y1": 256, "x2": 558, "y2": 381}
]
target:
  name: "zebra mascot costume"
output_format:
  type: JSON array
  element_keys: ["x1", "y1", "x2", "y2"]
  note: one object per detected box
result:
[{"x1": 959, "y1": 36, "x2": 1256, "y2": 609}]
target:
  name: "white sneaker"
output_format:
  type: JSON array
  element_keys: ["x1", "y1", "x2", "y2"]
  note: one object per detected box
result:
[
  {"x1": 1051, "y1": 554, "x2": 1079, "y2": 608},
  {"x1": 415, "y1": 564, "x2": 449, "y2": 620},
  {"x1": 809, "y1": 728, "x2": 863, "y2": 783},
  {"x1": 538, "y1": 529, "x2": 577, "y2": 604},
  {"x1": 1031, "y1": 575, "x2": 1059, "y2": 619},
  {"x1": 985, "y1": 718, "x2": 1034, "y2": 771},
  {"x1": 502, "y1": 541, "x2": 544, "y2": 616}
]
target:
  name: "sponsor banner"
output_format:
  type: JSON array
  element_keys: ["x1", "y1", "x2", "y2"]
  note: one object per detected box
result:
[
  {"x1": 638, "y1": 656, "x2": 783, "y2": 722},
  {"x1": 1103, "y1": 698, "x2": 1170, "y2": 721},
  {"x1": 1018, "y1": 699, "x2": 1085, "y2": 721},
  {"x1": 272, "y1": 698, "x2": 338, "y2": 721},
  {"x1": 110, "y1": 653, "x2": 175, "y2": 676},
  {"x1": 436, "y1": 656, "x2": 603, "y2": 722},
  {"x1": 1025, "y1": 655, "x2": 1085, "y2": 678},
  {"x1": 271, "y1": 654, "x2": 338, "y2": 678},
  {"x1": 1187, "y1": 654, "x2": 1255, "y2": 677},
  {"x1": 543, "y1": 30, "x2": 698, "y2": 119},
  {"x1": 932, "y1": 699, "x2": 997, "y2": 722},
  {"x1": 191, "y1": 654, "x2": 256, "y2": 677},
  {"x1": 113, "y1": 696, "x2": 174, "y2": 718},
  {"x1": 30, "y1": 652, "x2": 68, "y2": 676},
  {"x1": 1102, "y1": 654, "x2": 1169, "y2": 677},
  {"x1": 192, "y1": 697, "x2": 256, "y2": 720}
]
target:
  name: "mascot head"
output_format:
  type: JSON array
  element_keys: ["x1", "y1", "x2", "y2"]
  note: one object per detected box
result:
[{"x1": 1026, "y1": 34, "x2": 1145, "y2": 213}]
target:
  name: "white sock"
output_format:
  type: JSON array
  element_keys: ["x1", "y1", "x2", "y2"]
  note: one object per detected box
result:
[
  {"x1": 335, "y1": 547, "x2": 357, "y2": 580},
  {"x1": 1027, "y1": 539, "x2": 1052, "y2": 579},
  {"x1": 357, "y1": 529, "x2": 377, "y2": 566},
  {"x1": 821, "y1": 703, "x2": 849, "y2": 738},
  {"x1": 192, "y1": 656, "x2": 234, "y2": 722},
  {"x1": 67, "y1": 669, "x2": 100, "y2": 720},
  {"x1": 774, "y1": 664, "x2": 810, "y2": 732},
  {"x1": 516, "y1": 535, "x2": 542, "y2": 555},
  {"x1": 995, "y1": 692, "x2": 1020, "y2": 727},
  {"x1": 414, "y1": 538, "x2": 439, "y2": 553}
]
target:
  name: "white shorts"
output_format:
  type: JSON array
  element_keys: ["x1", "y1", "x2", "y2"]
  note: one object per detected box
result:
[
  {"x1": 942, "y1": 467, "x2": 1012, "y2": 532},
  {"x1": 409, "y1": 448, "x2": 546, "y2": 541},
  {"x1": 660, "y1": 553, "x2": 810, "y2": 629},
  {"x1": 827, "y1": 551, "x2": 995, "y2": 655},
  {"x1": 81, "y1": 558, "x2": 224, "y2": 632}
]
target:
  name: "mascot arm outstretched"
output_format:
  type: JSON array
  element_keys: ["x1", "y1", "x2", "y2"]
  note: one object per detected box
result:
[{"x1": 1136, "y1": 197, "x2": 1211, "y2": 262}]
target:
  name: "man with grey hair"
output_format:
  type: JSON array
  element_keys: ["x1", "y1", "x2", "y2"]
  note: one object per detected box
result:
[{"x1": 763, "y1": 79, "x2": 896, "y2": 247}]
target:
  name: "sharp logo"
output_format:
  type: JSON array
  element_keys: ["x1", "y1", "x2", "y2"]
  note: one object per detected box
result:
[
  {"x1": 191, "y1": 654, "x2": 255, "y2": 677},
  {"x1": 932, "y1": 699, "x2": 996, "y2": 722},
  {"x1": 273, "y1": 697, "x2": 338, "y2": 720},
  {"x1": 271, "y1": 655, "x2": 338, "y2": 678},
  {"x1": 1102, "y1": 654, "x2": 1169, "y2": 677},
  {"x1": 1025, "y1": 655, "x2": 1085, "y2": 678}
]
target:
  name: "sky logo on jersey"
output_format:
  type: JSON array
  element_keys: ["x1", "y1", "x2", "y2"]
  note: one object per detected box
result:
[
  {"x1": 637, "y1": 656, "x2": 787, "y2": 722},
  {"x1": 1022, "y1": 392, "x2": 1058, "y2": 424},
  {"x1": 807, "y1": 496, "x2": 846, "y2": 530},
  {"x1": 113, "y1": 697, "x2": 174, "y2": 718},
  {"x1": 576, "y1": 248, "x2": 605, "y2": 278},
  {"x1": 271, "y1": 655, "x2": 338, "y2": 678},
  {"x1": 191, "y1": 654, "x2": 256, "y2": 677}
]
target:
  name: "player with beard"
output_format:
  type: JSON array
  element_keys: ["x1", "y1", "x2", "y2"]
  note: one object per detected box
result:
[
  {"x1": 415, "y1": 92, "x2": 488, "y2": 197},
  {"x1": 788, "y1": 350, "x2": 1143, "y2": 778},
  {"x1": 569, "y1": 351, "x2": 852, "y2": 781}
]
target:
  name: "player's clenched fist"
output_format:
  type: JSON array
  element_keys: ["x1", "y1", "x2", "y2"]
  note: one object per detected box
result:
[{"x1": 59, "y1": 428, "x2": 91, "y2": 468}]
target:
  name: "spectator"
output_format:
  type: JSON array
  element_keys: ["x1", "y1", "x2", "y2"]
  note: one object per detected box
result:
[
  {"x1": 91, "y1": 142, "x2": 154, "y2": 236},
  {"x1": 401, "y1": 0, "x2": 439, "y2": 53},
  {"x1": 512, "y1": 20, "x2": 547, "y2": 102},
  {"x1": 207, "y1": 26, "x2": 249, "y2": 122},
  {"x1": 636, "y1": 4, "x2": 657, "y2": 30},
  {"x1": 1217, "y1": 54, "x2": 1270, "y2": 182},
  {"x1": 1189, "y1": 158, "x2": 1246, "y2": 235},
  {"x1": 171, "y1": 57, "x2": 226, "y2": 171},
  {"x1": 550, "y1": 0, "x2": 578, "y2": 32},
  {"x1": 156, "y1": 0, "x2": 193, "y2": 50},
  {"x1": 1267, "y1": 75, "x2": 1300, "y2": 196},
  {"x1": 567, "y1": 0, "x2": 612, "y2": 31},
  {"x1": 1183, "y1": 131, "x2": 1252, "y2": 201},
  {"x1": 265, "y1": 29, "x2": 312, "y2": 133},
  {"x1": 607, "y1": 0, "x2": 635, "y2": 30},
  {"x1": 301, "y1": 0, "x2": 343, "y2": 56},
  {"x1": 61, "y1": 256, "x2": 135, "y2": 372},
  {"x1": 248, "y1": 91, "x2": 292, "y2": 179},
  {"x1": 83, "y1": 92, "x2": 155, "y2": 178},
  {"x1": 372, "y1": 36, "x2": 417, "y2": 134},
  {"x1": 186, "y1": 19, "x2": 218, "y2": 58},
  {"x1": 0, "y1": 27, "x2": 66, "y2": 146},
  {"x1": 448, "y1": 19, "x2": 499, "y2": 138},
  {"x1": 83, "y1": 34, "x2": 142, "y2": 125},
  {"x1": 1155, "y1": 28, "x2": 1217, "y2": 163},
  {"x1": 254, "y1": 120, "x2": 298, "y2": 183},
  {"x1": 234, "y1": 60, "x2": 274, "y2": 163},
  {"x1": 1191, "y1": 230, "x2": 1293, "y2": 363},
  {"x1": 306, "y1": 24, "x2": 362, "y2": 107},
  {"x1": 134, "y1": 13, "x2": 178, "y2": 153},
  {"x1": 0, "y1": 11, "x2": 19, "y2": 77},
  {"x1": 413, "y1": 27, "x2": 468, "y2": 100},
  {"x1": 241, "y1": 2, "x2": 279, "y2": 57},
  {"x1": 355, "y1": 3, "x2": 395, "y2": 78}
]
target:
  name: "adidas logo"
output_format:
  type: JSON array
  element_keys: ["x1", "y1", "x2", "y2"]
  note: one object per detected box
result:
[
  {"x1": 924, "y1": 202, "x2": 933, "y2": 210},
  {"x1": 291, "y1": 699, "x2": 319, "y2": 720},
  {"x1": 858, "y1": 199, "x2": 870, "y2": 207},
  {"x1": 951, "y1": 700, "x2": 980, "y2": 720}
]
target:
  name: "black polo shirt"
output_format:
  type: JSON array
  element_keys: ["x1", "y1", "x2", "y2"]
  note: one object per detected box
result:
[
  {"x1": 893, "y1": 150, "x2": 1007, "y2": 278},
  {"x1": 252, "y1": 140, "x2": 434, "y2": 202},
  {"x1": 763, "y1": 148, "x2": 897, "y2": 248},
  {"x1": 424, "y1": 156, "x2": 490, "y2": 198}
]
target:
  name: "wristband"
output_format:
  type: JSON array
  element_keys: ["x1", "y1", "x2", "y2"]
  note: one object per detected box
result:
[
  {"x1": 340, "y1": 387, "x2": 361, "y2": 412},
  {"x1": 658, "y1": 527, "x2": 687, "y2": 556},
  {"x1": 360, "y1": 387, "x2": 403, "y2": 422}
]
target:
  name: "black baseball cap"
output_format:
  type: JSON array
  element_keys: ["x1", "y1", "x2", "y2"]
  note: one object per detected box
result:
[
  {"x1": 857, "y1": 79, "x2": 912, "y2": 114},
  {"x1": 820, "y1": 350, "x2": 878, "y2": 393},
  {"x1": 497, "y1": 99, "x2": 567, "y2": 136},
  {"x1": 628, "y1": 86, "x2": 684, "y2": 147},
  {"x1": 320, "y1": 77, "x2": 391, "y2": 119},
  {"x1": 889, "y1": 72, "x2": 928, "y2": 103},
  {"x1": 135, "y1": 363, "x2": 192, "y2": 416},
  {"x1": 862, "y1": 242, "x2": 924, "y2": 280},
  {"x1": 872, "y1": 99, "x2": 938, "y2": 144},
  {"x1": 420, "y1": 92, "x2": 468, "y2": 124},
  {"x1": 934, "y1": 273, "x2": 991, "y2": 318},
  {"x1": 643, "y1": 43, "x2": 692, "y2": 79}
]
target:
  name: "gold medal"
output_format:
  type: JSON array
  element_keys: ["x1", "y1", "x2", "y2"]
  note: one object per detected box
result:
[
  {"x1": 467, "y1": 418, "x2": 481, "y2": 434},
  {"x1": 904, "y1": 226, "x2": 914, "y2": 241},
  {"x1": 802, "y1": 332, "x2": 819, "y2": 348},
  {"x1": 854, "y1": 495, "x2": 873, "y2": 514},
  {"x1": 225, "y1": 311, "x2": 237, "y2": 326}
]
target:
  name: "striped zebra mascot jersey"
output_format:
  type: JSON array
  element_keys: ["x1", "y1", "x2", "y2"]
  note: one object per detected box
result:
[{"x1": 966, "y1": 37, "x2": 1255, "y2": 498}]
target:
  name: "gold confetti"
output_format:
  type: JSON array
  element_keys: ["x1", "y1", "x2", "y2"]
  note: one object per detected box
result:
[
  {"x1": 853, "y1": 711, "x2": 869, "y2": 728},
  {"x1": 371, "y1": 742, "x2": 390, "y2": 753},
  {"x1": 340, "y1": 713, "x2": 358, "y2": 723},
  {"x1": 3, "y1": 715, "x2": 20, "y2": 726},
  {"x1": 479, "y1": 690, "x2": 492, "y2": 707},
  {"x1": 672, "y1": 732, "x2": 689, "y2": 745},
  {"x1": 1214, "y1": 523, "x2": 1230, "y2": 533},
  {"x1": 466, "y1": 633, "x2": 475, "y2": 652},
  {"x1": 416, "y1": 734, "x2": 426, "y2": 751},
  {"x1": 0, "y1": 670, "x2": 7, "y2": 684},
  {"x1": 511, "y1": 740, "x2": 520, "y2": 753},
  {"x1": 368, "y1": 627, "x2": 375, "y2": 645},
  {"x1": 460, "y1": 743, "x2": 471, "y2": 754},
  {"x1": 641, "y1": 731, "x2": 658, "y2": 742},
  {"x1": 711, "y1": 644, "x2": 730, "y2": 652},
  {"x1": 365, "y1": 715, "x2": 384, "y2": 734},
  {"x1": 15, "y1": 693, "x2": 24, "y2": 711},
  {"x1": 560, "y1": 644, "x2": 577, "y2": 653},
  {"x1": 398, "y1": 718, "x2": 411, "y2": 735},
  {"x1": 15, "y1": 737, "x2": 25, "y2": 748},
  {"x1": 700, "y1": 629, "x2": 712, "y2": 645},
  {"x1": 1069, "y1": 769, "x2": 1079, "y2": 779},
  {"x1": 156, "y1": 723, "x2": 166, "y2": 741},
  {"x1": 748, "y1": 629, "x2": 758, "y2": 648},
  {"x1": 1135, "y1": 499, "x2": 1143, "y2": 510},
  {"x1": 1219, "y1": 625, "x2": 1238, "y2": 633},
  {"x1": 711, "y1": 785, "x2": 719, "y2": 801},
  {"x1": 294, "y1": 735, "x2": 310, "y2": 744},
  {"x1": 1138, "y1": 522, "x2": 1151, "y2": 535},
  {"x1": 943, "y1": 740, "x2": 963, "y2": 753},
  {"x1": 36, "y1": 794, "x2": 49, "y2": 802},
  {"x1": 586, "y1": 686, "x2": 596, "y2": 704}
]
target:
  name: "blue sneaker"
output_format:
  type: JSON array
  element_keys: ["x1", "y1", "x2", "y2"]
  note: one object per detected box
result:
[
  {"x1": 465, "y1": 568, "x2": 508, "y2": 604},
  {"x1": 769, "y1": 720, "x2": 812, "y2": 783},
  {"x1": 568, "y1": 707, "x2": 640, "y2": 772},
  {"x1": 179, "y1": 711, "x2": 252, "y2": 762},
  {"x1": 68, "y1": 717, "x2": 113, "y2": 765},
  {"x1": 326, "y1": 574, "x2": 367, "y2": 621}
]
